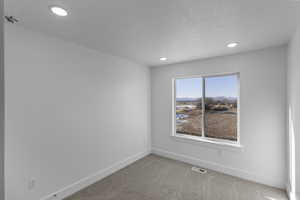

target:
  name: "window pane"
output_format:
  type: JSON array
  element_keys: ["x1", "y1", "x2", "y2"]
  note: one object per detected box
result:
[
  {"x1": 176, "y1": 78, "x2": 203, "y2": 136},
  {"x1": 204, "y1": 75, "x2": 238, "y2": 141}
]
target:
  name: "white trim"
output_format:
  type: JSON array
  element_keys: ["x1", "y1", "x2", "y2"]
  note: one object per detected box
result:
[
  {"x1": 171, "y1": 134, "x2": 243, "y2": 149},
  {"x1": 172, "y1": 72, "x2": 241, "y2": 147},
  {"x1": 287, "y1": 184, "x2": 295, "y2": 200},
  {"x1": 202, "y1": 77, "x2": 206, "y2": 140},
  {"x1": 287, "y1": 183, "x2": 299, "y2": 200},
  {"x1": 40, "y1": 151, "x2": 150, "y2": 200},
  {"x1": 173, "y1": 71, "x2": 240, "y2": 79},
  {"x1": 151, "y1": 147, "x2": 284, "y2": 189}
]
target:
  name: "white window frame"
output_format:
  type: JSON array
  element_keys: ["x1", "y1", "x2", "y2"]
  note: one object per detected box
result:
[{"x1": 171, "y1": 72, "x2": 241, "y2": 148}]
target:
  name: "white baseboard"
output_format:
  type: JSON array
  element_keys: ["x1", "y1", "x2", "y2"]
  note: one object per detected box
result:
[
  {"x1": 287, "y1": 191, "x2": 299, "y2": 200},
  {"x1": 152, "y1": 147, "x2": 284, "y2": 189},
  {"x1": 40, "y1": 147, "x2": 286, "y2": 200},
  {"x1": 287, "y1": 183, "x2": 299, "y2": 200},
  {"x1": 40, "y1": 151, "x2": 150, "y2": 200},
  {"x1": 286, "y1": 183, "x2": 293, "y2": 200}
]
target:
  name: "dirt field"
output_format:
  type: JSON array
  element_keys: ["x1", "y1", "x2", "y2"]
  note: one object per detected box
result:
[
  {"x1": 176, "y1": 108, "x2": 203, "y2": 136},
  {"x1": 204, "y1": 108, "x2": 237, "y2": 141},
  {"x1": 176, "y1": 103, "x2": 237, "y2": 141}
]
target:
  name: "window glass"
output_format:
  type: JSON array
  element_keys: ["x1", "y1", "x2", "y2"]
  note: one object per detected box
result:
[
  {"x1": 204, "y1": 75, "x2": 238, "y2": 141},
  {"x1": 175, "y1": 78, "x2": 203, "y2": 136}
]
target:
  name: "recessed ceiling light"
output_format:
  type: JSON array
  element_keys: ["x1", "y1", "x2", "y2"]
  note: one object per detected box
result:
[
  {"x1": 160, "y1": 57, "x2": 167, "y2": 61},
  {"x1": 227, "y1": 42, "x2": 238, "y2": 48},
  {"x1": 50, "y1": 6, "x2": 68, "y2": 17}
]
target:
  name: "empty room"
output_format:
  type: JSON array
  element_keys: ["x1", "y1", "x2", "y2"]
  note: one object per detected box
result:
[{"x1": 0, "y1": 0, "x2": 300, "y2": 200}]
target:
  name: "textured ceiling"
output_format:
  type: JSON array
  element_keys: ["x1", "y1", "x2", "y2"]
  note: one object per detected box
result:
[{"x1": 5, "y1": 0, "x2": 300, "y2": 66}]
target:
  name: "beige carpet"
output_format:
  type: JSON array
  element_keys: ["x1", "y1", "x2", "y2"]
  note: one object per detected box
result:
[{"x1": 65, "y1": 154, "x2": 287, "y2": 200}]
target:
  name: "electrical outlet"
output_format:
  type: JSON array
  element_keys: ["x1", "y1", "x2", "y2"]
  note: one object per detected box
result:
[
  {"x1": 191, "y1": 166, "x2": 207, "y2": 174},
  {"x1": 28, "y1": 178, "x2": 36, "y2": 190},
  {"x1": 48, "y1": 194, "x2": 59, "y2": 200}
]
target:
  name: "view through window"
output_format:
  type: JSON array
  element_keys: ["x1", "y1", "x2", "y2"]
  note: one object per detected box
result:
[{"x1": 175, "y1": 74, "x2": 239, "y2": 142}]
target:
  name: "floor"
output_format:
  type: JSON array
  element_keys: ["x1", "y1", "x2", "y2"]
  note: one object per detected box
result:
[{"x1": 65, "y1": 154, "x2": 287, "y2": 200}]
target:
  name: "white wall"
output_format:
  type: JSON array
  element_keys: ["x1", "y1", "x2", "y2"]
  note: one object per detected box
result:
[
  {"x1": 288, "y1": 25, "x2": 300, "y2": 200},
  {"x1": 151, "y1": 46, "x2": 287, "y2": 188},
  {"x1": 0, "y1": 0, "x2": 4, "y2": 199},
  {"x1": 5, "y1": 24, "x2": 151, "y2": 200}
]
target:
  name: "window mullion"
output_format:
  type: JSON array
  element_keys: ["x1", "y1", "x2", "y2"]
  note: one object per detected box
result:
[{"x1": 202, "y1": 77, "x2": 206, "y2": 138}]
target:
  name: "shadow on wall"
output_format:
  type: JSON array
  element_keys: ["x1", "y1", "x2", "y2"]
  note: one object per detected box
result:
[{"x1": 288, "y1": 106, "x2": 296, "y2": 200}]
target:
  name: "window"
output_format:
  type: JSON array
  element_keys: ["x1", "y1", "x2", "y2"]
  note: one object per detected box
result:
[{"x1": 173, "y1": 73, "x2": 239, "y2": 145}]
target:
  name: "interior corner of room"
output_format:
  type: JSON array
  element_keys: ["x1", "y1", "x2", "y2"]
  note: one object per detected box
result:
[{"x1": 1, "y1": 1, "x2": 300, "y2": 200}]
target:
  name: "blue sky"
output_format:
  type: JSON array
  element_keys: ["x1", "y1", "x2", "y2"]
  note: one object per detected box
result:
[{"x1": 176, "y1": 75, "x2": 238, "y2": 98}]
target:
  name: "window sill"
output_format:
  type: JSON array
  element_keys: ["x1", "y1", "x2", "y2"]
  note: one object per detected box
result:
[{"x1": 171, "y1": 133, "x2": 244, "y2": 151}]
